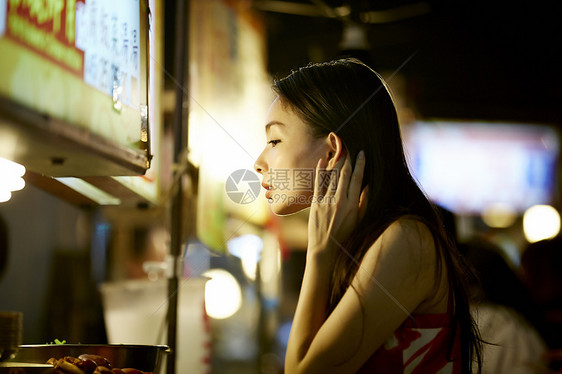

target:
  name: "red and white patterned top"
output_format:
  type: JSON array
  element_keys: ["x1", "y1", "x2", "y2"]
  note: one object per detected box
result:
[{"x1": 358, "y1": 295, "x2": 462, "y2": 373}]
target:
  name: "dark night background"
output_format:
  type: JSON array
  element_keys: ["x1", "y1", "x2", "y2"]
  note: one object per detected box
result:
[{"x1": 166, "y1": 0, "x2": 562, "y2": 126}]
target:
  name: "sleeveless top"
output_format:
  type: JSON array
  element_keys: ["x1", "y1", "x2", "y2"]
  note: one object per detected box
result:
[{"x1": 358, "y1": 290, "x2": 462, "y2": 373}]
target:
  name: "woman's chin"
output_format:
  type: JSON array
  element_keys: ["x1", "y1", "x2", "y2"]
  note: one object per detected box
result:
[{"x1": 268, "y1": 199, "x2": 309, "y2": 216}]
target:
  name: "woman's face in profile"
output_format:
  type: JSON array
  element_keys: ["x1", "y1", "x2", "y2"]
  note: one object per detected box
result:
[{"x1": 255, "y1": 97, "x2": 328, "y2": 215}]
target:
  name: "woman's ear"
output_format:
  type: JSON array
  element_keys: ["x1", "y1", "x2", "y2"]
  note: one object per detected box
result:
[{"x1": 326, "y1": 132, "x2": 344, "y2": 170}]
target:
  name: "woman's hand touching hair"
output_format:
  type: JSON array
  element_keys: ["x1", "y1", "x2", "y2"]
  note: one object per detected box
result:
[{"x1": 307, "y1": 150, "x2": 369, "y2": 263}]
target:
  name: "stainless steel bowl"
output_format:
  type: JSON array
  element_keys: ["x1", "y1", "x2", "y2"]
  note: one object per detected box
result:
[
  {"x1": 9, "y1": 344, "x2": 169, "y2": 372},
  {"x1": 0, "y1": 362, "x2": 53, "y2": 373}
]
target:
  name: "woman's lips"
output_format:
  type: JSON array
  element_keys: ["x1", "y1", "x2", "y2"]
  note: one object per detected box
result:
[{"x1": 262, "y1": 183, "x2": 273, "y2": 199}]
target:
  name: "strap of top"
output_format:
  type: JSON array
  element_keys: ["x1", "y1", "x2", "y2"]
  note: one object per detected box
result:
[
  {"x1": 447, "y1": 284, "x2": 455, "y2": 315},
  {"x1": 446, "y1": 284, "x2": 462, "y2": 362}
]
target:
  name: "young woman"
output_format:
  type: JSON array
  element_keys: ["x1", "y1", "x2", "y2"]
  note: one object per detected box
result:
[{"x1": 254, "y1": 58, "x2": 481, "y2": 373}]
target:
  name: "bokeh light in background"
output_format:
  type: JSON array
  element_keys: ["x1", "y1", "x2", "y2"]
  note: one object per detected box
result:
[
  {"x1": 0, "y1": 157, "x2": 26, "y2": 203},
  {"x1": 481, "y1": 202, "x2": 518, "y2": 228},
  {"x1": 202, "y1": 268, "x2": 242, "y2": 319},
  {"x1": 227, "y1": 234, "x2": 264, "y2": 281},
  {"x1": 523, "y1": 204, "x2": 561, "y2": 243}
]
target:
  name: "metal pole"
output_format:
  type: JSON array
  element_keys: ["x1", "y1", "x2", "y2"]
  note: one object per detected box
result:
[{"x1": 167, "y1": 1, "x2": 188, "y2": 373}]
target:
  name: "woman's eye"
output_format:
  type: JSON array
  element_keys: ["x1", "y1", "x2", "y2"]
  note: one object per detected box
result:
[{"x1": 268, "y1": 139, "x2": 281, "y2": 147}]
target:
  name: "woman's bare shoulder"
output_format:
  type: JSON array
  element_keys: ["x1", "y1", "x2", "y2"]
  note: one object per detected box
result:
[
  {"x1": 355, "y1": 216, "x2": 439, "y2": 294},
  {"x1": 375, "y1": 216, "x2": 436, "y2": 256},
  {"x1": 350, "y1": 215, "x2": 443, "y2": 323}
]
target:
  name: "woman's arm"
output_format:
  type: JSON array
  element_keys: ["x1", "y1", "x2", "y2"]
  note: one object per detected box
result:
[
  {"x1": 285, "y1": 154, "x2": 440, "y2": 373},
  {"x1": 284, "y1": 242, "x2": 334, "y2": 367},
  {"x1": 286, "y1": 219, "x2": 440, "y2": 373},
  {"x1": 286, "y1": 152, "x2": 366, "y2": 370}
]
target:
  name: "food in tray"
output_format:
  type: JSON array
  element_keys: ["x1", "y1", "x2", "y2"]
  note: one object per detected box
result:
[{"x1": 46, "y1": 354, "x2": 151, "y2": 374}]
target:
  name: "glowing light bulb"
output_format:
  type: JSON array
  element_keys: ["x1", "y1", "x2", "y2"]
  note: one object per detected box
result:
[
  {"x1": 0, "y1": 176, "x2": 25, "y2": 192},
  {"x1": 0, "y1": 190, "x2": 11, "y2": 203},
  {"x1": 0, "y1": 158, "x2": 26, "y2": 203},
  {"x1": 202, "y1": 269, "x2": 242, "y2": 319},
  {"x1": 0, "y1": 157, "x2": 25, "y2": 178},
  {"x1": 523, "y1": 205, "x2": 561, "y2": 243}
]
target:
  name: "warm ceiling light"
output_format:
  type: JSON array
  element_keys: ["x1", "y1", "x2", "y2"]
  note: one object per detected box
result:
[
  {"x1": 0, "y1": 157, "x2": 26, "y2": 203},
  {"x1": 0, "y1": 157, "x2": 25, "y2": 178},
  {"x1": 0, "y1": 190, "x2": 11, "y2": 203}
]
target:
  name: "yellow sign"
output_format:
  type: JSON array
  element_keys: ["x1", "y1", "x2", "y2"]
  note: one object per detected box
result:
[{"x1": 5, "y1": 0, "x2": 83, "y2": 75}]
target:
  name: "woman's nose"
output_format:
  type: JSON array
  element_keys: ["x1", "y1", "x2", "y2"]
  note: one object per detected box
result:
[
  {"x1": 254, "y1": 161, "x2": 263, "y2": 175},
  {"x1": 254, "y1": 151, "x2": 266, "y2": 175}
]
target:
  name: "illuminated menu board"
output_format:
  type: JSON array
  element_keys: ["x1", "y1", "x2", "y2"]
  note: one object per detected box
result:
[
  {"x1": 2, "y1": 1, "x2": 84, "y2": 73},
  {"x1": 0, "y1": 0, "x2": 150, "y2": 177},
  {"x1": 77, "y1": 0, "x2": 141, "y2": 110}
]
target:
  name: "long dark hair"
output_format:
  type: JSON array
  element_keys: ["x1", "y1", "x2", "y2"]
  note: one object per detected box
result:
[{"x1": 273, "y1": 58, "x2": 481, "y2": 373}]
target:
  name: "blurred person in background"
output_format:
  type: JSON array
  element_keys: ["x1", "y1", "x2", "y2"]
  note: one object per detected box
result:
[
  {"x1": 461, "y1": 236, "x2": 549, "y2": 374},
  {"x1": 521, "y1": 236, "x2": 562, "y2": 371},
  {"x1": 439, "y1": 207, "x2": 550, "y2": 373},
  {"x1": 254, "y1": 59, "x2": 482, "y2": 373}
]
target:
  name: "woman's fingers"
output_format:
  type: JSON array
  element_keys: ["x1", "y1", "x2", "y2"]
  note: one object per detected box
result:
[
  {"x1": 334, "y1": 153, "x2": 352, "y2": 201},
  {"x1": 348, "y1": 150, "x2": 366, "y2": 202},
  {"x1": 326, "y1": 155, "x2": 345, "y2": 197},
  {"x1": 313, "y1": 158, "x2": 324, "y2": 200},
  {"x1": 315, "y1": 150, "x2": 365, "y2": 206},
  {"x1": 358, "y1": 185, "x2": 369, "y2": 221},
  {"x1": 309, "y1": 152, "x2": 367, "y2": 249}
]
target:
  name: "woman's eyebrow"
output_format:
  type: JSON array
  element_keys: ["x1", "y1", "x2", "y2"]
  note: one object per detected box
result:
[{"x1": 265, "y1": 121, "x2": 286, "y2": 133}]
